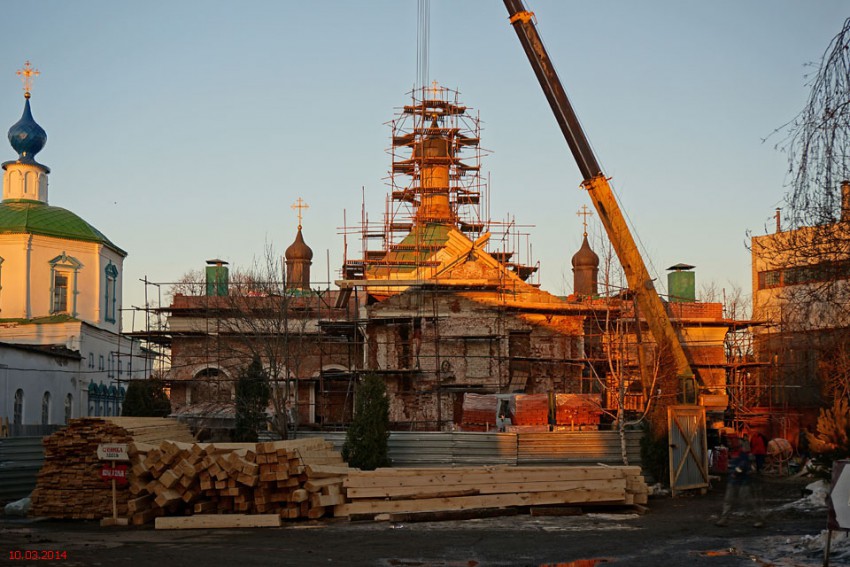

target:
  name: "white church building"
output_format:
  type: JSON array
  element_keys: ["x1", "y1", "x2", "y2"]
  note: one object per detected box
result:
[{"x1": 0, "y1": 64, "x2": 145, "y2": 431}]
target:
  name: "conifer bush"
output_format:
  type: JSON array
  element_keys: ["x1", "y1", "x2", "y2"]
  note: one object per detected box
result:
[
  {"x1": 234, "y1": 356, "x2": 270, "y2": 442},
  {"x1": 342, "y1": 374, "x2": 390, "y2": 470},
  {"x1": 121, "y1": 379, "x2": 172, "y2": 417}
]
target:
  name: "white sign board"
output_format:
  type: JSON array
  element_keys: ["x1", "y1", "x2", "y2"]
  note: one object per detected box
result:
[{"x1": 97, "y1": 443, "x2": 129, "y2": 461}]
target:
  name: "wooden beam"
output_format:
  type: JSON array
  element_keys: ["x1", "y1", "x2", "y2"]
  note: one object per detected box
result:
[{"x1": 155, "y1": 514, "x2": 281, "y2": 530}]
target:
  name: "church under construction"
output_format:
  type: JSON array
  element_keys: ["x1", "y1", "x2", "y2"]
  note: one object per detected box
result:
[{"x1": 155, "y1": 84, "x2": 732, "y2": 436}]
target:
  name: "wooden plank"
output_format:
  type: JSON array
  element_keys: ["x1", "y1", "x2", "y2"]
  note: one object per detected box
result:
[
  {"x1": 344, "y1": 466, "x2": 627, "y2": 488},
  {"x1": 375, "y1": 507, "x2": 519, "y2": 523},
  {"x1": 346, "y1": 478, "x2": 624, "y2": 500},
  {"x1": 529, "y1": 506, "x2": 583, "y2": 517},
  {"x1": 306, "y1": 465, "x2": 352, "y2": 478},
  {"x1": 155, "y1": 514, "x2": 281, "y2": 530},
  {"x1": 334, "y1": 488, "x2": 626, "y2": 517}
]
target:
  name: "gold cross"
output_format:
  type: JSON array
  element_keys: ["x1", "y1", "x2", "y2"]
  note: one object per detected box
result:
[
  {"x1": 16, "y1": 61, "x2": 39, "y2": 99},
  {"x1": 430, "y1": 79, "x2": 440, "y2": 98},
  {"x1": 576, "y1": 205, "x2": 593, "y2": 236},
  {"x1": 291, "y1": 197, "x2": 309, "y2": 229}
]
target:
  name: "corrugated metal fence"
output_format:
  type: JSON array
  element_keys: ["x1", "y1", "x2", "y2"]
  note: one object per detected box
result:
[
  {"x1": 298, "y1": 430, "x2": 642, "y2": 468},
  {"x1": 0, "y1": 437, "x2": 44, "y2": 505}
]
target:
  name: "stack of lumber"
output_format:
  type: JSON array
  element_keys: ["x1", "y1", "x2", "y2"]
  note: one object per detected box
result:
[
  {"x1": 30, "y1": 417, "x2": 194, "y2": 519},
  {"x1": 125, "y1": 437, "x2": 350, "y2": 525},
  {"x1": 334, "y1": 465, "x2": 648, "y2": 520}
]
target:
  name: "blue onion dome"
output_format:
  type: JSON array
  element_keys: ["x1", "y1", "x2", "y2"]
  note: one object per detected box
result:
[{"x1": 8, "y1": 96, "x2": 47, "y2": 163}]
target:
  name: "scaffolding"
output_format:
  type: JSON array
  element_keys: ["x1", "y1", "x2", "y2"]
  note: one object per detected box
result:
[{"x1": 341, "y1": 85, "x2": 539, "y2": 285}]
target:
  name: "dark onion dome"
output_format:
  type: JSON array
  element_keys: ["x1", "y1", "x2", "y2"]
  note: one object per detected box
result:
[
  {"x1": 571, "y1": 234, "x2": 599, "y2": 269},
  {"x1": 0, "y1": 201, "x2": 126, "y2": 256},
  {"x1": 8, "y1": 97, "x2": 47, "y2": 163},
  {"x1": 285, "y1": 227, "x2": 313, "y2": 261}
]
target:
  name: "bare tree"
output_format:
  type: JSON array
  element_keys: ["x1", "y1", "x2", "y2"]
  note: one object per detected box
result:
[
  {"x1": 750, "y1": 18, "x2": 850, "y2": 409},
  {"x1": 780, "y1": 18, "x2": 850, "y2": 229},
  {"x1": 168, "y1": 244, "x2": 315, "y2": 439},
  {"x1": 760, "y1": 17, "x2": 850, "y2": 329}
]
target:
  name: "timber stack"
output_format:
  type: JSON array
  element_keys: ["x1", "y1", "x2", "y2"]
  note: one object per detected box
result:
[
  {"x1": 30, "y1": 417, "x2": 195, "y2": 519},
  {"x1": 125, "y1": 437, "x2": 349, "y2": 524},
  {"x1": 335, "y1": 465, "x2": 648, "y2": 521},
  {"x1": 30, "y1": 419, "x2": 350, "y2": 524}
]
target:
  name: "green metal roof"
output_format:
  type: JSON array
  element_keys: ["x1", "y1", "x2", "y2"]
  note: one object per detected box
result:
[{"x1": 0, "y1": 200, "x2": 125, "y2": 256}]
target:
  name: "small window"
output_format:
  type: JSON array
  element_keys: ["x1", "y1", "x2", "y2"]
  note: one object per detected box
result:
[
  {"x1": 98, "y1": 355, "x2": 104, "y2": 371},
  {"x1": 108, "y1": 353, "x2": 115, "y2": 378},
  {"x1": 41, "y1": 391, "x2": 51, "y2": 425},
  {"x1": 13, "y1": 389, "x2": 23, "y2": 424},
  {"x1": 48, "y1": 253, "x2": 82, "y2": 315},
  {"x1": 88, "y1": 353, "x2": 94, "y2": 369},
  {"x1": 53, "y1": 272, "x2": 69, "y2": 312},
  {"x1": 118, "y1": 359, "x2": 123, "y2": 376}
]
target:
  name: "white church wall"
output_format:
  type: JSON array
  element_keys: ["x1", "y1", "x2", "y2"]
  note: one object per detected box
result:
[
  {"x1": 0, "y1": 344, "x2": 81, "y2": 425},
  {"x1": 0, "y1": 233, "x2": 124, "y2": 331}
]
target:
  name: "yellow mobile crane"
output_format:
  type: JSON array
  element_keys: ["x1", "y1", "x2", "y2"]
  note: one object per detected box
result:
[{"x1": 503, "y1": 0, "x2": 699, "y2": 400}]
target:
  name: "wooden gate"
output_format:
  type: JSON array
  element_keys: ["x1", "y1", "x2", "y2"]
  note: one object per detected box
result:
[{"x1": 668, "y1": 405, "x2": 708, "y2": 496}]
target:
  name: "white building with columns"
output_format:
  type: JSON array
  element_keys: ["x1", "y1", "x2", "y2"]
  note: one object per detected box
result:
[{"x1": 0, "y1": 66, "x2": 145, "y2": 431}]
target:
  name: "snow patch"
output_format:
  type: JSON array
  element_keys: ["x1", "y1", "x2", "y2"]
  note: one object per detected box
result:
[{"x1": 779, "y1": 480, "x2": 829, "y2": 511}]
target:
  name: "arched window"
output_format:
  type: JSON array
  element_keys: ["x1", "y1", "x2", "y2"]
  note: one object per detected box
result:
[
  {"x1": 13, "y1": 389, "x2": 23, "y2": 424},
  {"x1": 104, "y1": 263, "x2": 118, "y2": 323},
  {"x1": 87, "y1": 383, "x2": 97, "y2": 416},
  {"x1": 99, "y1": 384, "x2": 108, "y2": 417},
  {"x1": 64, "y1": 393, "x2": 73, "y2": 424},
  {"x1": 108, "y1": 385, "x2": 118, "y2": 416},
  {"x1": 192, "y1": 367, "x2": 231, "y2": 403},
  {"x1": 41, "y1": 391, "x2": 51, "y2": 425}
]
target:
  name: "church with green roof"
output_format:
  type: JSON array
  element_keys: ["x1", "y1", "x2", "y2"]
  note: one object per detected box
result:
[{"x1": 0, "y1": 63, "x2": 144, "y2": 431}]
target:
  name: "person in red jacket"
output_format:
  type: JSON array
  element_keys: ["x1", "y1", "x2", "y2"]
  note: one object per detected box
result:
[{"x1": 750, "y1": 431, "x2": 768, "y2": 473}]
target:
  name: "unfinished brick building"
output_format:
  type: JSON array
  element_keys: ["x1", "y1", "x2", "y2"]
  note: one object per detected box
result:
[{"x1": 157, "y1": 85, "x2": 731, "y2": 436}]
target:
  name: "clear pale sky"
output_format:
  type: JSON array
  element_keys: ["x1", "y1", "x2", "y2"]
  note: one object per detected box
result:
[{"x1": 1, "y1": 1, "x2": 845, "y2": 331}]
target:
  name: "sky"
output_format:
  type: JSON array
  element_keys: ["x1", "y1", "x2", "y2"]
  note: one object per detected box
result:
[{"x1": 0, "y1": 1, "x2": 845, "y2": 332}]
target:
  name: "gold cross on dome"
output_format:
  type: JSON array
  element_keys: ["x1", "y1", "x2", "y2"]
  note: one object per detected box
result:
[
  {"x1": 291, "y1": 197, "x2": 309, "y2": 229},
  {"x1": 576, "y1": 204, "x2": 593, "y2": 236},
  {"x1": 16, "y1": 61, "x2": 39, "y2": 98}
]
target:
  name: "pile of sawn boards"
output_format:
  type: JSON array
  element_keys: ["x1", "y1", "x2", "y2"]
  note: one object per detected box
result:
[
  {"x1": 127, "y1": 437, "x2": 349, "y2": 524},
  {"x1": 29, "y1": 417, "x2": 350, "y2": 524},
  {"x1": 30, "y1": 417, "x2": 195, "y2": 519},
  {"x1": 335, "y1": 465, "x2": 648, "y2": 520}
]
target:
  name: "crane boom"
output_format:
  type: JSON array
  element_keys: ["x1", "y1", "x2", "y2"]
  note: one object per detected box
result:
[{"x1": 504, "y1": 0, "x2": 697, "y2": 388}]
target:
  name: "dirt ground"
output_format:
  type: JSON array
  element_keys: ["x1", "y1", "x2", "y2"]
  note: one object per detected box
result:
[{"x1": 0, "y1": 475, "x2": 835, "y2": 567}]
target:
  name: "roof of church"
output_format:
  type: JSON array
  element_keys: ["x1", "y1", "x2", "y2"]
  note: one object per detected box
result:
[
  {"x1": 571, "y1": 234, "x2": 599, "y2": 268},
  {"x1": 0, "y1": 200, "x2": 126, "y2": 256},
  {"x1": 285, "y1": 227, "x2": 313, "y2": 261}
]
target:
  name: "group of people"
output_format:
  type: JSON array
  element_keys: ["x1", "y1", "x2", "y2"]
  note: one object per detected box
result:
[{"x1": 715, "y1": 430, "x2": 768, "y2": 528}]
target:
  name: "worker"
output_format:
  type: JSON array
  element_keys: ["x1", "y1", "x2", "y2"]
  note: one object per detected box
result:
[
  {"x1": 750, "y1": 431, "x2": 768, "y2": 473},
  {"x1": 715, "y1": 434, "x2": 765, "y2": 528}
]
